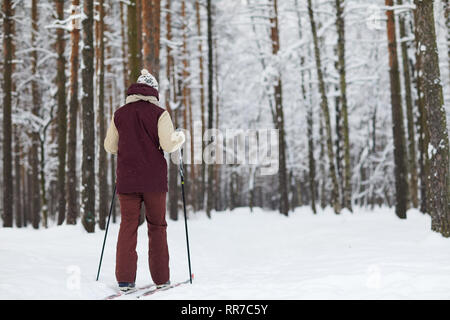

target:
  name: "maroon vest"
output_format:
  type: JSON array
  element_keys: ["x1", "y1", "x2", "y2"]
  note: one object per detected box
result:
[{"x1": 114, "y1": 83, "x2": 167, "y2": 194}]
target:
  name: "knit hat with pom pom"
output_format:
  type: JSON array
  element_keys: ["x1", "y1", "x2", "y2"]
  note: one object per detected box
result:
[{"x1": 137, "y1": 69, "x2": 158, "y2": 91}]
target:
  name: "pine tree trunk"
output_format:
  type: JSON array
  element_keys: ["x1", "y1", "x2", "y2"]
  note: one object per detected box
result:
[
  {"x1": 180, "y1": 0, "x2": 195, "y2": 210},
  {"x1": 120, "y1": 2, "x2": 129, "y2": 92},
  {"x1": 213, "y1": 36, "x2": 221, "y2": 211},
  {"x1": 136, "y1": 0, "x2": 143, "y2": 71},
  {"x1": 30, "y1": 0, "x2": 41, "y2": 227},
  {"x1": 269, "y1": 0, "x2": 289, "y2": 216},
  {"x1": 196, "y1": 0, "x2": 206, "y2": 211},
  {"x1": 412, "y1": 6, "x2": 430, "y2": 215},
  {"x1": 20, "y1": 147, "x2": 26, "y2": 226},
  {"x1": 106, "y1": 19, "x2": 116, "y2": 224},
  {"x1": 109, "y1": 109, "x2": 117, "y2": 224},
  {"x1": 169, "y1": 159, "x2": 179, "y2": 221},
  {"x1": 2, "y1": 0, "x2": 14, "y2": 227},
  {"x1": 142, "y1": 0, "x2": 160, "y2": 79},
  {"x1": 294, "y1": 0, "x2": 316, "y2": 214},
  {"x1": 142, "y1": 0, "x2": 153, "y2": 73},
  {"x1": 142, "y1": 0, "x2": 161, "y2": 80},
  {"x1": 56, "y1": 0, "x2": 67, "y2": 225},
  {"x1": 319, "y1": 115, "x2": 327, "y2": 209},
  {"x1": 165, "y1": 0, "x2": 178, "y2": 221},
  {"x1": 370, "y1": 104, "x2": 378, "y2": 207},
  {"x1": 169, "y1": 110, "x2": 180, "y2": 222},
  {"x1": 334, "y1": 76, "x2": 343, "y2": 205},
  {"x1": 152, "y1": 0, "x2": 161, "y2": 80},
  {"x1": 444, "y1": 0, "x2": 450, "y2": 80},
  {"x1": 127, "y1": 0, "x2": 140, "y2": 84},
  {"x1": 39, "y1": 121, "x2": 51, "y2": 228},
  {"x1": 206, "y1": 0, "x2": 214, "y2": 218},
  {"x1": 97, "y1": 0, "x2": 108, "y2": 230},
  {"x1": 307, "y1": 103, "x2": 316, "y2": 214},
  {"x1": 81, "y1": 0, "x2": 96, "y2": 233},
  {"x1": 385, "y1": 0, "x2": 409, "y2": 219},
  {"x1": 39, "y1": 134, "x2": 48, "y2": 228},
  {"x1": 335, "y1": 0, "x2": 352, "y2": 211},
  {"x1": 188, "y1": 99, "x2": 196, "y2": 211},
  {"x1": 67, "y1": 0, "x2": 80, "y2": 225},
  {"x1": 26, "y1": 168, "x2": 32, "y2": 226},
  {"x1": 397, "y1": 0, "x2": 419, "y2": 208},
  {"x1": 14, "y1": 127, "x2": 22, "y2": 228},
  {"x1": 307, "y1": 0, "x2": 341, "y2": 213},
  {"x1": 414, "y1": 0, "x2": 450, "y2": 236}
]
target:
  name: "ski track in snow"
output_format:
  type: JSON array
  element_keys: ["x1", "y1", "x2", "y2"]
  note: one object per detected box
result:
[{"x1": 1, "y1": 207, "x2": 450, "y2": 300}]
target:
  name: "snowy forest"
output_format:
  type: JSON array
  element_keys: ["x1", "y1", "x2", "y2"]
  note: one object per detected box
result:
[{"x1": 1, "y1": 0, "x2": 449, "y2": 236}]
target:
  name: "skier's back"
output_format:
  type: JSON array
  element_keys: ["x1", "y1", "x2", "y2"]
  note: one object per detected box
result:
[{"x1": 104, "y1": 69, "x2": 185, "y2": 291}]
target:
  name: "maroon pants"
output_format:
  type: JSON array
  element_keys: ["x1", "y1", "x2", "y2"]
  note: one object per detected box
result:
[{"x1": 116, "y1": 192, "x2": 170, "y2": 285}]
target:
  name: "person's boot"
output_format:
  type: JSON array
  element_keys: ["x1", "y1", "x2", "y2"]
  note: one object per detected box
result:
[
  {"x1": 118, "y1": 282, "x2": 136, "y2": 292},
  {"x1": 156, "y1": 280, "x2": 171, "y2": 289}
]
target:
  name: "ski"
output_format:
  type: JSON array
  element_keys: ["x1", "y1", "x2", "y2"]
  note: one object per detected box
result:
[
  {"x1": 137, "y1": 275, "x2": 193, "y2": 299},
  {"x1": 104, "y1": 283, "x2": 156, "y2": 300}
]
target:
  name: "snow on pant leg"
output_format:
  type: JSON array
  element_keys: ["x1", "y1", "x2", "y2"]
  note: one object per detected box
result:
[
  {"x1": 143, "y1": 192, "x2": 170, "y2": 285},
  {"x1": 116, "y1": 192, "x2": 143, "y2": 283}
]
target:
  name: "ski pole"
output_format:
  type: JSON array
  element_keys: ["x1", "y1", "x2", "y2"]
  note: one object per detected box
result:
[
  {"x1": 96, "y1": 183, "x2": 116, "y2": 281},
  {"x1": 179, "y1": 148, "x2": 193, "y2": 284}
]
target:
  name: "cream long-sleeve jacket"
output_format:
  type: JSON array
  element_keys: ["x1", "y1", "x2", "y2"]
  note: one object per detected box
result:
[{"x1": 104, "y1": 94, "x2": 185, "y2": 155}]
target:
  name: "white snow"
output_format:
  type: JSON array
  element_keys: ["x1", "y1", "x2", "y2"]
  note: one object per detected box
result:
[
  {"x1": 428, "y1": 143, "x2": 437, "y2": 159},
  {"x1": 1, "y1": 207, "x2": 450, "y2": 300}
]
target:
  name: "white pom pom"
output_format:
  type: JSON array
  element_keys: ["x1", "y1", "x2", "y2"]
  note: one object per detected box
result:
[{"x1": 141, "y1": 69, "x2": 150, "y2": 76}]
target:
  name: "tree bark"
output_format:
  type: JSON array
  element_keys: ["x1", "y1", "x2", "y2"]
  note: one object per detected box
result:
[
  {"x1": 2, "y1": 0, "x2": 14, "y2": 227},
  {"x1": 165, "y1": 0, "x2": 179, "y2": 221},
  {"x1": 385, "y1": 0, "x2": 409, "y2": 219},
  {"x1": 128, "y1": 0, "x2": 140, "y2": 84},
  {"x1": 415, "y1": 0, "x2": 450, "y2": 236},
  {"x1": 152, "y1": 0, "x2": 161, "y2": 80},
  {"x1": 269, "y1": 0, "x2": 289, "y2": 216},
  {"x1": 39, "y1": 110, "x2": 54, "y2": 228},
  {"x1": 81, "y1": 0, "x2": 96, "y2": 233},
  {"x1": 307, "y1": 0, "x2": 341, "y2": 213},
  {"x1": 142, "y1": 0, "x2": 153, "y2": 74},
  {"x1": 120, "y1": 2, "x2": 129, "y2": 92},
  {"x1": 319, "y1": 114, "x2": 327, "y2": 209},
  {"x1": 444, "y1": 0, "x2": 450, "y2": 80},
  {"x1": 334, "y1": 72, "x2": 344, "y2": 205},
  {"x1": 25, "y1": 167, "x2": 32, "y2": 226},
  {"x1": 142, "y1": 0, "x2": 160, "y2": 80},
  {"x1": 294, "y1": 0, "x2": 316, "y2": 214},
  {"x1": 180, "y1": 0, "x2": 195, "y2": 210},
  {"x1": 196, "y1": 0, "x2": 206, "y2": 211},
  {"x1": 206, "y1": 0, "x2": 214, "y2": 218},
  {"x1": 56, "y1": 0, "x2": 67, "y2": 225},
  {"x1": 307, "y1": 98, "x2": 316, "y2": 214},
  {"x1": 335, "y1": 0, "x2": 352, "y2": 211},
  {"x1": 67, "y1": 0, "x2": 80, "y2": 225},
  {"x1": 411, "y1": 5, "x2": 430, "y2": 215},
  {"x1": 106, "y1": 16, "x2": 116, "y2": 224},
  {"x1": 397, "y1": 0, "x2": 419, "y2": 208},
  {"x1": 136, "y1": 0, "x2": 143, "y2": 71},
  {"x1": 213, "y1": 36, "x2": 221, "y2": 211},
  {"x1": 97, "y1": 0, "x2": 108, "y2": 230},
  {"x1": 30, "y1": 0, "x2": 41, "y2": 228},
  {"x1": 14, "y1": 127, "x2": 22, "y2": 228}
]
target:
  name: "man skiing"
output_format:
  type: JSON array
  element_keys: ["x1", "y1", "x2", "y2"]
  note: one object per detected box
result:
[{"x1": 104, "y1": 69, "x2": 185, "y2": 292}]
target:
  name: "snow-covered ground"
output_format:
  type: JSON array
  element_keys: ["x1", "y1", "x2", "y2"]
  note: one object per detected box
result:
[{"x1": 1, "y1": 206, "x2": 450, "y2": 300}]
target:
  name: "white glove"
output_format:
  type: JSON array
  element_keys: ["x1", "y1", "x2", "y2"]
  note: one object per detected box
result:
[{"x1": 171, "y1": 131, "x2": 186, "y2": 145}]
